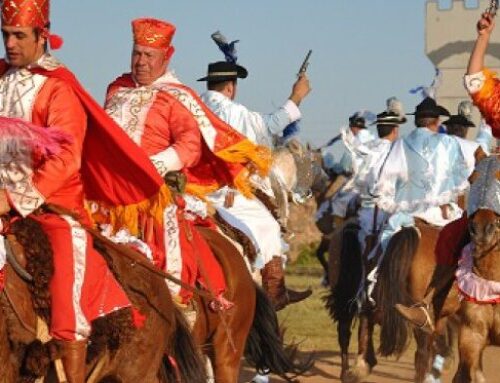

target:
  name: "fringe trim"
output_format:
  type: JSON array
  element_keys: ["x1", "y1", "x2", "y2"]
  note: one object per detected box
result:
[
  {"x1": 216, "y1": 139, "x2": 272, "y2": 177},
  {"x1": 185, "y1": 183, "x2": 219, "y2": 200},
  {"x1": 185, "y1": 166, "x2": 255, "y2": 199},
  {"x1": 92, "y1": 184, "x2": 173, "y2": 236},
  {"x1": 233, "y1": 168, "x2": 254, "y2": 198},
  {"x1": 457, "y1": 244, "x2": 500, "y2": 303}
]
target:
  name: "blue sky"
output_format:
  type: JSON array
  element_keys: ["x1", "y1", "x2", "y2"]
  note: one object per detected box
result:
[{"x1": 31, "y1": 1, "x2": 483, "y2": 145}]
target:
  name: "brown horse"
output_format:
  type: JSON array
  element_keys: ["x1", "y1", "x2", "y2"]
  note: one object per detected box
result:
[
  {"x1": 326, "y1": 218, "x2": 445, "y2": 383},
  {"x1": 0, "y1": 215, "x2": 206, "y2": 383},
  {"x1": 452, "y1": 209, "x2": 500, "y2": 382},
  {"x1": 193, "y1": 226, "x2": 311, "y2": 383},
  {"x1": 452, "y1": 157, "x2": 500, "y2": 383},
  {"x1": 376, "y1": 221, "x2": 445, "y2": 383}
]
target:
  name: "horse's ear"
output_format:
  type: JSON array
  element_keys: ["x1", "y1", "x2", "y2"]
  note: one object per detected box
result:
[
  {"x1": 474, "y1": 147, "x2": 488, "y2": 165},
  {"x1": 286, "y1": 139, "x2": 304, "y2": 156},
  {"x1": 469, "y1": 170, "x2": 479, "y2": 185}
]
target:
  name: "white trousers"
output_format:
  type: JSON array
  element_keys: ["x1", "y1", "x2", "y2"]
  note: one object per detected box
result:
[{"x1": 207, "y1": 187, "x2": 285, "y2": 270}]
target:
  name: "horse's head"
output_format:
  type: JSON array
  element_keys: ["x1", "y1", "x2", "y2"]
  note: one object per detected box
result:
[
  {"x1": 468, "y1": 156, "x2": 500, "y2": 255},
  {"x1": 309, "y1": 148, "x2": 330, "y2": 195},
  {"x1": 272, "y1": 139, "x2": 314, "y2": 204}
]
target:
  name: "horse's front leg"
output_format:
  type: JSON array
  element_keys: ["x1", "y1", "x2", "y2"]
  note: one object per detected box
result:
[
  {"x1": 344, "y1": 312, "x2": 373, "y2": 383},
  {"x1": 365, "y1": 313, "x2": 377, "y2": 369},
  {"x1": 338, "y1": 315, "x2": 353, "y2": 382},
  {"x1": 413, "y1": 328, "x2": 433, "y2": 383},
  {"x1": 453, "y1": 321, "x2": 487, "y2": 383}
]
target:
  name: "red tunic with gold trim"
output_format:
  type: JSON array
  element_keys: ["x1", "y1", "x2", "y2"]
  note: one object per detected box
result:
[
  {"x1": 105, "y1": 70, "x2": 228, "y2": 303},
  {"x1": 108, "y1": 72, "x2": 271, "y2": 198},
  {"x1": 0, "y1": 55, "x2": 133, "y2": 341}
]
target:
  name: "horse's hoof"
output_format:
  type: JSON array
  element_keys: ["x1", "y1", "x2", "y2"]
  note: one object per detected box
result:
[
  {"x1": 343, "y1": 371, "x2": 362, "y2": 383},
  {"x1": 343, "y1": 359, "x2": 371, "y2": 383},
  {"x1": 249, "y1": 374, "x2": 269, "y2": 383},
  {"x1": 423, "y1": 374, "x2": 441, "y2": 383}
]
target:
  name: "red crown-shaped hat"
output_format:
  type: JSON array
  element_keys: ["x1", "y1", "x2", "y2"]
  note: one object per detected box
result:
[
  {"x1": 1, "y1": 0, "x2": 49, "y2": 28},
  {"x1": 132, "y1": 18, "x2": 175, "y2": 49}
]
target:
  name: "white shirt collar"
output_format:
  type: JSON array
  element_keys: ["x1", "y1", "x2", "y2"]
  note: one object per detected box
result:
[
  {"x1": 202, "y1": 90, "x2": 229, "y2": 102},
  {"x1": 133, "y1": 69, "x2": 181, "y2": 88}
]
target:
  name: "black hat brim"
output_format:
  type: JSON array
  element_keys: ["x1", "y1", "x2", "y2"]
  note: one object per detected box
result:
[
  {"x1": 197, "y1": 64, "x2": 248, "y2": 82},
  {"x1": 370, "y1": 117, "x2": 407, "y2": 126},
  {"x1": 407, "y1": 106, "x2": 450, "y2": 118},
  {"x1": 443, "y1": 116, "x2": 476, "y2": 128}
]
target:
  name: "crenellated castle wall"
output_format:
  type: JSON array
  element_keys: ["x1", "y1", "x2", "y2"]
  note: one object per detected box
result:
[{"x1": 426, "y1": 0, "x2": 500, "y2": 120}]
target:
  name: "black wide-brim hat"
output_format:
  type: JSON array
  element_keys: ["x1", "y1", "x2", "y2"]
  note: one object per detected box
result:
[
  {"x1": 407, "y1": 97, "x2": 450, "y2": 118},
  {"x1": 371, "y1": 111, "x2": 407, "y2": 126},
  {"x1": 349, "y1": 113, "x2": 367, "y2": 129},
  {"x1": 197, "y1": 61, "x2": 248, "y2": 82},
  {"x1": 443, "y1": 115, "x2": 476, "y2": 128}
]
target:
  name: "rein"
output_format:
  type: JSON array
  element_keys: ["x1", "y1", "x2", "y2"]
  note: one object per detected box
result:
[{"x1": 44, "y1": 204, "x2": 214, "y2": 301}]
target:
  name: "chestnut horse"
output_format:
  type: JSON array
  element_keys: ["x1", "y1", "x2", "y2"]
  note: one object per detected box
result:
[
  {"x1": 193, "y1": 226, "x2": 312, "y2": 383},
  {"x1": 0, "y1": 216, "x2": 206, "y2": 383},
  {"x1": 376, "y1": 221, "x2": 446, "y2": 383},
  {"x1": 452, "y1": 156, "x2": 500, "y2": 383},
  {"x1": 326, "y1": 218, "x2": 446, "y2": 383}
]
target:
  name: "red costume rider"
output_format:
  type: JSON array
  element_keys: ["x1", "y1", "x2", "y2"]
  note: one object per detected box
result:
[
  {"x1": 105, "y1": 19, "x2": 269, "y2": 309},
  {"x1": 0, "y1": 2, "x2": 174, "y2": 381}
]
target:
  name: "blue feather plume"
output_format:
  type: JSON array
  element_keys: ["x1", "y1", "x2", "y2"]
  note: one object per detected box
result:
[
  {"x1": 409, "y1": 68, "x2": 442, "y2": 99},
  {"x1": 211, "y1": 31, "x2": 239, "y2": 63}
]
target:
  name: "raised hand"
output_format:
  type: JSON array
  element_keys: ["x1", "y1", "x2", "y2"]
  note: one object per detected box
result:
[
  {"x1": 478, "y1": 12, "x2": 495, "y2": 35},
  {"x1": 289, "y1": 74, "x2": 311, "y2": 107}
]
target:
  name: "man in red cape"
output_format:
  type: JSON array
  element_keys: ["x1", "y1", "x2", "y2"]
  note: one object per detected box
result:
[
  {"x1": 105, "y1": 18, "x2": 242, "y2": 309},
  {"x1": 0, "y1": 2, "x2": 171, "y2": 381}
]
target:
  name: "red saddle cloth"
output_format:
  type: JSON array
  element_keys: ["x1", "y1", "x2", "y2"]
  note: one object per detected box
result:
[{"x1": 435, "y1": 213, "x2": 470, "y2": 266}]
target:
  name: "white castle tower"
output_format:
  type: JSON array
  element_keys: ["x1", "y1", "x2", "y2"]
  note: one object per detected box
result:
[{"x1": 426, "y1": 0, "x2": 500, "y2": 121}]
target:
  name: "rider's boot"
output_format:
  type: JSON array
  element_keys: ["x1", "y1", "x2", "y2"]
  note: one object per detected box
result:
[
  {"x1": 58, "y1": 339, "x2": 87, "y2": 383},
  {"x1": 261, "y1": 256, "x2": 312, "y2": 311},
  {"x1": 395, "y1": 264, "x2": 456, "y2": 334}
]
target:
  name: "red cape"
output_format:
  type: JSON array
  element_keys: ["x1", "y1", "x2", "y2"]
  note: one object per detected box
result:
[
  {"x1": 109, "y1": 74, "x2": 271, "y2": 197},
  {"x1": 0, "y1": 60, "x2": 169, "y2": 232}
]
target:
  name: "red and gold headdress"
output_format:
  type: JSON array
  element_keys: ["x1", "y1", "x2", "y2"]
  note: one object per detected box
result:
[
  {"x1": 132, "y1": 18, "x2": 175, "y2": 50},
  {"x1": 1, "y1": 0, "x2": 63, "y2": 49}
]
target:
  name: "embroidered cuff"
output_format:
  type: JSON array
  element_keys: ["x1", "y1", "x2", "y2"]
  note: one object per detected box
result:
[
  {"x1": 6, "y1": 178, "x2": 45, "y2": 217},
  {"x1": 284, "y1": 99, "x2": 302, "y2": 123},
  {"x1": 464, "y1": 71, "x2": 486, "y2": 94},
  {"x1": 150, "y1": 147, "x2": 183, "y2": 177}
]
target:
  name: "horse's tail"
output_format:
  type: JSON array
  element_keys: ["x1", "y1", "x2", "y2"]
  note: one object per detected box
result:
[
  {"x1": 244, "y1": 286, "x2": 313, "y2": 381},
  {"x1": 376, "y1": 227, "x2": 420, "y2": 357},
  {"x1": 324, "y1": 223, "x2": 362, "y2": 323},
  {"x1": 163, "y1": 307, "x2": 206, "y2": 383}
]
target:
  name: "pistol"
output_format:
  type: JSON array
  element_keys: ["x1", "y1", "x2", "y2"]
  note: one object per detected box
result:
[
  {"x1": 487, "y1": 0, "x2": 499, "y2": 16},
  {"x1": 298, "y1": 50, "x2": 312, "y2": 76},
  {"x1": 479, "y1": 0, "x2": 499, "y2": 30}
]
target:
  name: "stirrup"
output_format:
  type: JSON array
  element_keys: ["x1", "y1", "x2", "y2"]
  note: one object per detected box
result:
[
  {"x1": 415, "y1": 305, "x2": 435, "y2": 333},
  {"x1": 395, "y1": 302, "x2": 435, "y2": 334}
]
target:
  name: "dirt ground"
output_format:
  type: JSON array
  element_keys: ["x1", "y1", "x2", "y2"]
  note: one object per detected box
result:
[
  {"x1": 239, "y1": 346, "x2": 500, "y2": 382},
  {"x1": 237, "y1": 269, "x2": 500, "y2": 383}
]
